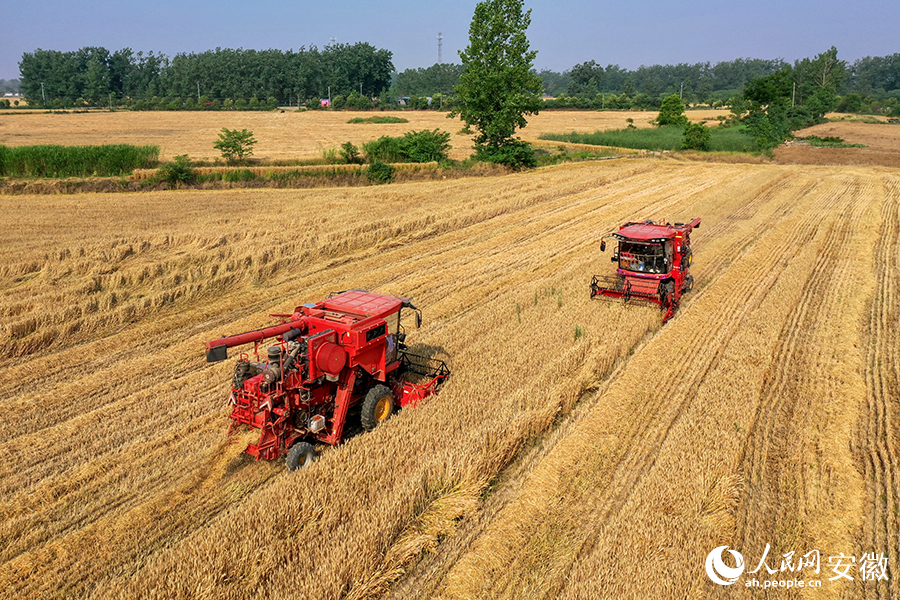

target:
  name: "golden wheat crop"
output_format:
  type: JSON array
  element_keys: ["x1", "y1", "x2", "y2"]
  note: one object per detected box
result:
[{"x1": 0, "y1": 157, "x2": 896, "y2": 599}]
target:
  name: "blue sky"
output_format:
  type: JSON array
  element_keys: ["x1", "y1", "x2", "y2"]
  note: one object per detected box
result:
[{"x1": 3, "y1": 0, "x2": 898, "y2": 80}]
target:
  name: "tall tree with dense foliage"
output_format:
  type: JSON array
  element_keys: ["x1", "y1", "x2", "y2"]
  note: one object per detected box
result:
[
  {"x1": 451, "y1": 0, "x2": 543, "y2": 168},
  {"x1": 739, "y1": 49, "x2": 847, "y2": 152},
  {"x1": 654, "y1": 94, "x2": 688, "y2": 126}
]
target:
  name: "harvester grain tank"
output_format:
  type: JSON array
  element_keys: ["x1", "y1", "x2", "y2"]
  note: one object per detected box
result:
[
  {"x1": 205, "y1": 290, "x2": 449, "y2": 470},
  {"x1": 590, "y1": 218, "x2": 701, "y2": 322}
]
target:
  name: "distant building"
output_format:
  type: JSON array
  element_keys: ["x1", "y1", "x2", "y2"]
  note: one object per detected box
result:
[{"x1": 320, "y1": 99, "x2": 331, "y2": 107}]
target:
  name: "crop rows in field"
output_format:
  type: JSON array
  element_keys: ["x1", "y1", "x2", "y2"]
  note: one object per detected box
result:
[{"x1": 0, "y1": 159, "x2": 894, "y2": 599}]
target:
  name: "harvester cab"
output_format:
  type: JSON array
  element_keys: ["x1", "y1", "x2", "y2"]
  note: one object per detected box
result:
[
  {"x1": 590, "y1": 218, "x2": 701, "y2": 323},
  {"x1": 205, "y1": 290, "x2": 449, "y2": 470}
]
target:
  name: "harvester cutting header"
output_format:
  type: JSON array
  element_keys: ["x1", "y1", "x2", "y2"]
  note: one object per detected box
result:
[
  {"x1": 205, "y1": 290, "x2": 449, "y2": 470},
  {"x1": 590, "y1": 218, "x2": 701, "y2": 322}
]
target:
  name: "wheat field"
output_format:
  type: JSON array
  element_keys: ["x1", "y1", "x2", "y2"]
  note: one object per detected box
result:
[
  {"x1": 0, "y1": 109, "x2": 729, "y2": 162},
  {"x1": 1, "y1": 157, "x2": 897, "y2": 599}
]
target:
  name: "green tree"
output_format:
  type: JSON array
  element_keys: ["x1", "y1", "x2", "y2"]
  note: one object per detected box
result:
[
  {"x1": 655, "y1": 94, "x2": 688, "y2": 126},
  {"x1": 214, "y1": 128, "x2": 257, "y2": 162},
  {"x1": 567, "y1": 60, "x2": 603, "y2": 96},
  {"x1": 836, "y1": 93, "x2": 864, "y2": 113},
  {"x1": 681, "y1": 122, "x2": 711, "y2": 150},
  {"x1": 451, "y1": 0, "x2": 543, "y2": 168}
]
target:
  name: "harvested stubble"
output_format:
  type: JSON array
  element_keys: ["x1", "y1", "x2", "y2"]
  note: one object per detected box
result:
[
  {"x1": 0, "y1": 109, "x2": 729, "y2": 162},
  {"x1": 0, "y1": 160, "x2": 896, "y2": 599}
]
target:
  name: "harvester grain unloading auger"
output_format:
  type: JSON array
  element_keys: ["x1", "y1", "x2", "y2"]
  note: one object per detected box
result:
[
  {"x1": 204, "y1": 290, "x2": 450, "y2": 470},
  {"x1": 590, "y1": 218, "x2": 701, "y2": 323}
]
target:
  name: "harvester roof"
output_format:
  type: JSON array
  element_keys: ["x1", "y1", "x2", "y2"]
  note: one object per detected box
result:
[
  {"x1": 614, "y1": 222, "x2": 677, "y2": 242},
  {"x1": 317, "y1": 290, "x2": 403, "y2": 320}
]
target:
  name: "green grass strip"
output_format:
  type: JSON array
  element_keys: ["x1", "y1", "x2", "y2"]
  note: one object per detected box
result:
[{"x1": 0, "y1": 144, "x2": 159, "y2": 177}]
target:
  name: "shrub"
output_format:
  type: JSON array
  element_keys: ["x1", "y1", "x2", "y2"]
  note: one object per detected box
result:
[
  {"x1": 681, "y1": 122, "x2": 711, "y2": 151},
  {"x1": 366, "y1": 160, "x2": 394, "y2": 183},
  {"x1": 362, "y1": 130, "x2": 452, "y2": 163},
  {"x1": 214, "y1": 128, "x2": 257, "y2": 163},
  {"x1": 363, "y1": 136, "x2": 405, "y2": 163},
  {"x1": 400, "y1": 129, "x2": 451, "y2": 163},
  {"x1": 155, "y1": 154, "x2": 196, "y2": 185},
  {"x1": 474, "y1": 139, "x2": 536, "y2": 169},
  {"x1": 339, "y1": 142, "x2": 363, "y2": 164},
  {"x1": 347, "y1": 116, "x2": 409, "y2": 124}
]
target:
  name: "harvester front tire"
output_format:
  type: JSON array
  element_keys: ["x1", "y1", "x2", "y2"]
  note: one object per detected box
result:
[
  {"x1": 361, "y1": 385, "x2": 395, "y2": 432},
  {"x1": 285, "y1": 442, "x2": 317, "y2": 471},
  {"x1": 683, "y1": 275, "x2": 694, "y2": 293}
]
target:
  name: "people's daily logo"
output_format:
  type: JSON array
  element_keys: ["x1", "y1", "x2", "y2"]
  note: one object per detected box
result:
[{"x1": 705, "y1": 546, "x2": 745, "y2": 585}]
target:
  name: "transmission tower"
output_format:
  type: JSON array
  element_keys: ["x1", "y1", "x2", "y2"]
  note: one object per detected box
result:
[{"x1": 437, "y1": 32, "x2": 443, "y2": 64}]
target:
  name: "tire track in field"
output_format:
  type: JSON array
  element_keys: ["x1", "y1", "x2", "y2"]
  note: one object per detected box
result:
[
  {"x1": 856, "y1": 174, "x2": 900, "y2": 600},
  {"x1": 414, "y1": 171, "x2": 833, "y2": 599},
  {"x1": 720, "y1": 174, "x2": 870, "y2": 598},
  {"x1": 395, "y1": 168, "x2": 822, "y2": 599},
  {"x1": 550, "y1": 182, "x2": 838, "y2": 593},
  {"x1": 383, "y1": 166, "x2": 774, "y2": 599},
  {"x1": 547, "y1": 173, "x2": 861, "y2": 600},
  {"x1": 0, "y1": 164, "x2": 731, "y2": 588},
  {"x1": 0, "y1": 165, "x2": 687, "y2": 501}
]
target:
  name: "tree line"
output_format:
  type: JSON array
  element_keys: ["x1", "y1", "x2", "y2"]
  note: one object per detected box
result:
[
  {"x1": 16, "y1": 42, "x2": 900, "y2": 116},
  {"x1": 392, "y1": 51, "x2": 900, "y2": 113},
  {"x1": 18, "y1": 44, "x2": 393, "y2": 106}
]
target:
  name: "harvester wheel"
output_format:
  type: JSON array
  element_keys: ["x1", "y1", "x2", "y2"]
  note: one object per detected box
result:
[
  {"x1": 361, "y1": 385, "x2": 395, "y2": 432},
  {"x1": 683, "y1": 248, "x2": 693, "y2": 268},
  {"x1": 285, "y1": 442, "x2": 317, "y2": 471},
  {"x1": 683, "y1": 275, "x2": 694, "y2": 293}
]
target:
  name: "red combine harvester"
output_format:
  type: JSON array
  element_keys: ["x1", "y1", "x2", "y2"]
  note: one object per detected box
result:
[
  {"x1": 590, "y1": 218, "x2": 701, "y2": 322},
  {"x1": 205, "y1": 290, "x2": 450, "y2": 470}
]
